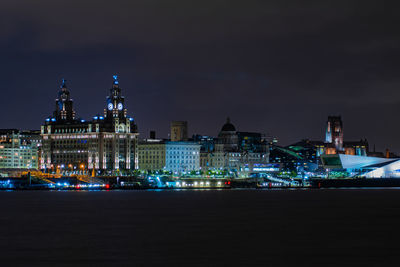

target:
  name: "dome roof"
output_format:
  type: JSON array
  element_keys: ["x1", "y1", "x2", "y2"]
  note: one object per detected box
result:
[{"x1": 221, "y1": 117, "x2": 236, "y2": 132}]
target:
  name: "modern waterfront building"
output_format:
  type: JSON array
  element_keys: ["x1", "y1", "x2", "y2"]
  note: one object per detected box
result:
[
  {"x1": 269, "y1": 142, "x2": 318, "y2": 172},
  {"x1": 280, "y1": 117, "x2": 369, "y2": 170},
  {"x1": 0, "y1": 130, "x2": 39, "y2": 169},
  {"x1": 40, "y1": 76, "x2": 139, "y2": 175},
  {"x1": 321, "y1": 154, "x2": 400, "y2": 178}
]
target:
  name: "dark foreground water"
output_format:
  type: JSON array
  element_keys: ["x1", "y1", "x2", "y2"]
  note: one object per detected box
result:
[{"x1": 1, "y1": 189, "x2": 400, "y2": 267}]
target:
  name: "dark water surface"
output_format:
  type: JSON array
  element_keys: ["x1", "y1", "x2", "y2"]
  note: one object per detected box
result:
[{"x1": 1, "y1": 189, "x2": 400, "y2": 266}]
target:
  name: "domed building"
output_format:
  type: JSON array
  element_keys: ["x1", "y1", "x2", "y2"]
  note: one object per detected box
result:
[
  {"x1": 220, "y1": 117, "x2": 236, "y2": 132},
  {"x1": 218, "y1": 117, "x2": 238, "y2": 152},
  {"x1": 199, "y1": 117, "x2": 270, "y2": 176}
]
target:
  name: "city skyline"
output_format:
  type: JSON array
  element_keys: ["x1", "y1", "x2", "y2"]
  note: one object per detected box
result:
[
  {"x1": 1, "y1": 1, "x2": 399, "y2": 153},
  {"x1": 2, "y1": 2, "x2": 400, "y2": 266},
  {"x1": 1, "y1": 76, "x2": 397, "y2": 154}
]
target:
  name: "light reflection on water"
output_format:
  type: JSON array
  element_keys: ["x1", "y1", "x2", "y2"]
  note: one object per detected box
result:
[{"x1": 1, "y1": 189, "x2": 400, "y2": 266}]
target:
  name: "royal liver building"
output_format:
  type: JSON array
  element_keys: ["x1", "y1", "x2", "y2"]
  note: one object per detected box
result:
[{"x1": 41, "y1": 76, "x2": 139, "y2": 175}]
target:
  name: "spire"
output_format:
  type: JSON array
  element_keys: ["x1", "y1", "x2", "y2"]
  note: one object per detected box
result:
[
  {"x1": 226, "y1": 117, "x2": 231, "y2": 124},
  {"x1": 54, "y1": 78, "x2": 75, "y2": 122},
  {"x1": 61, "y1": 78, "x2": 67, "y2": 89},
  {"x1": 113, "y1": 75, "x2": 119, "y2": 85}
]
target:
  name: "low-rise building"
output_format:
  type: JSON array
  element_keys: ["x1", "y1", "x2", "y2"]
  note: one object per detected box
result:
[
  {"x1": 138, "y1": 139, "x2": 201, "y2": 174},
  {"x1": 0, "y1": 130, "x2": 39, "y2": 169},
  {"x1": 138, "y1": 139, "x2": 166, "y2": 171},
  {"x1": 165, "y1": 141, "x2": 201, "y2": 174},
  {"x1": 321, "y1": 154, "x2": 400, "y2": 178},
  {"x1": 198, "y1": 118, "x2": 269, "y2": 176}
]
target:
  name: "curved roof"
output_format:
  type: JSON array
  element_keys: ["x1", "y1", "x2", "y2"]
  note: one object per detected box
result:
[{"x1": 221, "y1": 117, "x2": 236, "y2": 132}]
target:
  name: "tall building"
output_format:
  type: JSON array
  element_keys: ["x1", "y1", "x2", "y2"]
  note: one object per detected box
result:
[
  {"x1": 291, "y1": 116, "x2": 369, "y2": 170},
  {"x1": 41, "y1": 76, "x2": 139, "y2": 175},
  {"x1": 170, "y1": 121, "x2": 188, "y2": 141},
  {"x1": 325, "y1": 116, "x2": 344, "y2": 151},
  {"x1": 321, "y1": 116, "x2": 368, "y2": 156}
]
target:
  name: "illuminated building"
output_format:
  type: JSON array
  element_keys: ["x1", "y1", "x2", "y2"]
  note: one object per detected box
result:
[
  {"x1": 40, "y1": 76, "x2": 139, "y2": 175},
  {"x1": 165, "y1": 141, "x2": 200, "y2": 174},
  {"x1": 199, "y1": 118, "x2": 269, "y2": 175},
  {"x1": 323, "y1": 116, "x2": 368, "y2": 156},
  {"x1": 138, "y1": 138, "x2": 166, "y2": 171},
  {"x1": 138, "y1": 124, "x2": 200, "y2": 173},
  {"x1": 269, "y1": 140, "x2": 320, "y2": 172},
  {"x1": 0, "y1": 130, "x2": 39, "y2": 169},
  {"x1": 138, "y1": 139, "x2": 200, "y2": 173},
  {"x1": 326, "y1": 116, "x2": 344, "y2": 151},
  {"x1": 192, "y1": 135, "x2": 215, "y2": 153},
  {"x1": 321, "y1": 154, "x2": 400, "y2": 178}
]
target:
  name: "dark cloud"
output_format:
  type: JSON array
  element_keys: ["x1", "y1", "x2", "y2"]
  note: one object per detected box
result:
[{"x1": 0, "y1": 0, "x2": 399, "y2": 153}]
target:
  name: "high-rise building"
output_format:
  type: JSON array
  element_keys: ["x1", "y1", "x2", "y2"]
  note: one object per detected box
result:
[
  {"x1": 40, "y1": 76, "x2": 139, "y2": 175},
  {"x1": 325, "y1": 116, "x2": 344, "y2": 151},
  {"x1": 170, "y1": 121, "x2": 188, "y2": 141}
]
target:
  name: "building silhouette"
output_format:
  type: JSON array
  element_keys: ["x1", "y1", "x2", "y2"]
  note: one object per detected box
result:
[{"x1": 170, "y1": 121, "x2": 188, "y2": 142}]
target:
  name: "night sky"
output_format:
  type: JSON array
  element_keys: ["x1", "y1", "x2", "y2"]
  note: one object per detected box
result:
[{"x1": 1, "y1": 1, "x2": 399, "y2": 153}]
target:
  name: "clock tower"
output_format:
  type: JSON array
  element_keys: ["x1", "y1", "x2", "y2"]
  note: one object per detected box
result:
[
  {"x1": 103, "y1": 75, "x2": 135, "y2": 134},
  {"x1": 105, "y1": 75, "x2": 126, "y2": 121}
]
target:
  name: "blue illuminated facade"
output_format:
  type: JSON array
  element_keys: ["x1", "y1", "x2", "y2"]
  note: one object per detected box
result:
[{"x1": 165, "y1": 141, "x2": 201, "y2": 174}]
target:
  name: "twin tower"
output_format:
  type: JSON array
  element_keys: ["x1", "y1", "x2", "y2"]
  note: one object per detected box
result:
[
  {"x1": 51, "y1": 75, "x2": 135, "y2": 129},
  {"x1": 40, "y1": 76, "x2": 139, "y2": 174}
]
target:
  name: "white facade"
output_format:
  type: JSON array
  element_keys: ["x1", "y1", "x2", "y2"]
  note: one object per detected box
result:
[
  {"x1": 322, "y1": 154, "x2": 400, "y2": 178},
  {"x1": 165, "y1": 141, "x2": 200, "y2": 173}
]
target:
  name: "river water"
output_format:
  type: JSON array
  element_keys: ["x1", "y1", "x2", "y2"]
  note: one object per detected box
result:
[{"x1": 0, "y1": 189, "x2": 399, "y2": 266}]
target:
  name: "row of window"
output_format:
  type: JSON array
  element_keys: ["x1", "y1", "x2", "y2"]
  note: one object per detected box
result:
[{"x1": 167, "y1": 160, "x2": 197, "y2": 164}]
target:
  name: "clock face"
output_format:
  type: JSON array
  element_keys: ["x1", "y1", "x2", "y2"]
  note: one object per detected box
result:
[
  {"x1": 108, "y1": 103, "x2": 113, "y2": 111},
  {"x1": 118, "y1": 103, "x2": 123, "y2": 110}
]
